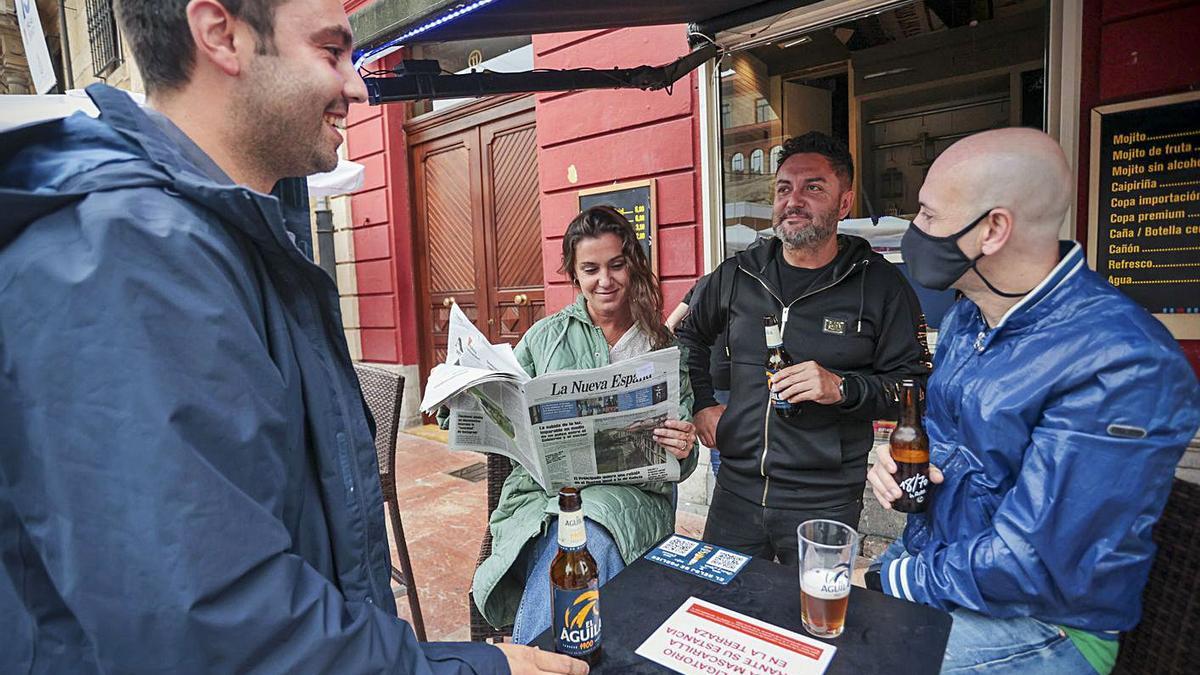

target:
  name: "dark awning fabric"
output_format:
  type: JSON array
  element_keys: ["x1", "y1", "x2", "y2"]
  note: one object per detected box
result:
[{"x1": 350, "y1": 0, "x2": 807, "y2": 53}]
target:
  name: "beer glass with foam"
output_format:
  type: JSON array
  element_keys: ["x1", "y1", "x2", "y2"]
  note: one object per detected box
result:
[{"x1": 797, "y1": 519, "x2": 858, "y2": 639}]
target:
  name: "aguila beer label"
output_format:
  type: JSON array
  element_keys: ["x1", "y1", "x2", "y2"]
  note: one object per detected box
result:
[
  {"x1": 553, "y1": 583, "x2": 601, "y2": 658},
  {"x1": 557, "y1": 510, "x2": 586, "y2": 550},
  {"x1": 802, "y1": 564, "x2": 851, "y2": 598},
  {"x1": 763, "y1": 323, "x2": 794, "y2": 413},
  {"x1": 765, "y1": 368, "x2": 793, "y2": 412}
]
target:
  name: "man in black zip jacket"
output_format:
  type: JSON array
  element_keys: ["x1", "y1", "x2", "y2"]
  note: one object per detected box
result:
[{"x1": 677, "y1": 132, "x2": 929, "y2": 564}]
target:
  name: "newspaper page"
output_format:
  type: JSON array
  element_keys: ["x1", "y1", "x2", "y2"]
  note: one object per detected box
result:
[
  {"x1": 443, "y1": 303, "x2": 524, "y2": 375},
  {"x1": 421, "y1": 304, "x2": 684, "y2": 491},
  {"x1": 421, "y1": 304, "x2": 542, "y2": 477},
  {"x1": 419, "y1": 303, "x2": 527, "y2": 423},
  {"x1": 522, "y1": 348, "x2": 682, "y2": 490},
  {"x1": 445, "y1": 381, "x2": 542, "y2": 479}
]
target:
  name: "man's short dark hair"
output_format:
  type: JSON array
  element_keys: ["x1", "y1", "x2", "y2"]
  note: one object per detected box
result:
[
  {"x1": 116, "y1": 0, "x2": 286, "y2": 95},
  {"x1": 776, "y1": 132, "x2": 855, "y2": 188}
]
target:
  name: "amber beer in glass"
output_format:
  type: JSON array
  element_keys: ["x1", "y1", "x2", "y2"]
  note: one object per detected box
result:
[
  {"x1": 551, "y1": 487, "x2": 601, "y2": 665},
  {"x1": 764, "y1": 314, "x2": 799, "y2": 418},
  {"x1": 797, "y1": 519, "x2": 858, "y2": 639},
  {"x1": 890, "y1": 379, "x2": 930, "y2": 513}
]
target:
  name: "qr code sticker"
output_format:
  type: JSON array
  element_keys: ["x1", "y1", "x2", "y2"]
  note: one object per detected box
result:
[
  {"x1": 705, "y1": 549, "x2": 749, "y2": 573},
  {"x1": 658, "y1": 536, "x2": 699, "y2": 557}
]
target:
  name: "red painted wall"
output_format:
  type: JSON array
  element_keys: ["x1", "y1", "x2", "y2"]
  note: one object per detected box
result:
[
  {"x1": 344, "y1": 1, "x2": 420, "y2": 365},
  {"x1": 1077, "y1": 0, "x2": 1200, "y2": 375},
  {"x1": 533, "y1": 27, "x2": 704, "y2": 315}
]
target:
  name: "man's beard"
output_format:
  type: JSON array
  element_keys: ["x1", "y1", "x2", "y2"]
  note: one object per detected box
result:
[
  {"x1": 232, "y1": 57, "x2": 340, "y2": 183},
  {"x1": 774, "y1": 207, "x2": 838, "y2": 251}
]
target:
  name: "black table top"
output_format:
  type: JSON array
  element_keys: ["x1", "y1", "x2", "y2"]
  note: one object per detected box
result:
[{"x1": 533, "y1": 551, "x2": 951, "y2": 674}]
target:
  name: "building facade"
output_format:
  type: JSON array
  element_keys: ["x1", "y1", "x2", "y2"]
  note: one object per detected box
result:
[
  {"x1": 1, "y1": 0, "x2": 66, "y2": 94},
  {"x1": 19, "y1": 2, "x2": 1196, "y2": 455},
  {"x1": 59, "y1": 0, "x2": 141, "y2": 92},
  {"x1": 341, "y1": 0, "x2": 1199, "y2": 432}
]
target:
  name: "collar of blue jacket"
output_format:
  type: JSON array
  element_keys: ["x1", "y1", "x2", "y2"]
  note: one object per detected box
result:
[
  {"x1": 0, "y1": 83, "x2": 311, "y2": 258},
  {"x1": 972, "y1": 241, "x2": 1086, "y2": 352}
]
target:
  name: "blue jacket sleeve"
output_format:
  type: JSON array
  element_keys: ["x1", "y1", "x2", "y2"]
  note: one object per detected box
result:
[
  {"x1": 881, "y1": 342, "x2": 1200, "y2": 630},
  {"x1": 0, "y1": 193, "x2": 508, "y2": 674}
]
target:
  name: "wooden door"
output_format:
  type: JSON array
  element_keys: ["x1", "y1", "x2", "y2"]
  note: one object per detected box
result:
[
  {"x1": 479, "y1": 113, "x2": 546, "y2": 344},
  {"x1": 411, "y1": 128, "x2": 484, "y2": 368},
  {"x1": 409, "y1": 97, "x2": 543, "y2": 393}
]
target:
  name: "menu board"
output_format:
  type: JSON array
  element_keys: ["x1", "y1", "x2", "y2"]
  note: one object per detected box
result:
[
  {"x1": 1089, "y1": 92, "x2": 1200, "y2": 339},
  {"x1": 578, "y1": 179, "x2": 657, "y2": 271}
]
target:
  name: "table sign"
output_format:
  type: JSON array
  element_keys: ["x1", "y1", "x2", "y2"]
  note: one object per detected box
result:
[
  {"x1": 645, "y1": 535, "x2": 751, "y2": 585},
  {"x1": 636, "y1": 597, "x2": 836, "y2": 675},
  {"x1": 1088, "y1": 90, "x2": 1200, "y2": 338}
]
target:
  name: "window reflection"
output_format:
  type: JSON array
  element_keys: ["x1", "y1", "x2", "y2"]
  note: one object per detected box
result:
[{"x1": 718, "y1": 0, "x2": 1047, "y2": 257}]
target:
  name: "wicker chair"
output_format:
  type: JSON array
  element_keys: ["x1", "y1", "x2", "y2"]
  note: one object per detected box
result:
[
  {"x1": 469, "y1": 453, "x2": 515, "y2": 641},
  {"x1": 1113, "y1": 478, "x2": 1199, "y2": 674},
  {"x1": 353, "y1": 363, "x2": 427, "y2": 641}
]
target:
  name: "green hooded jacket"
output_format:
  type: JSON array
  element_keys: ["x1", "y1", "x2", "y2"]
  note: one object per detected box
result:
[{"x1": 471, "y1": 295, "x2": 697, "y2": 628}]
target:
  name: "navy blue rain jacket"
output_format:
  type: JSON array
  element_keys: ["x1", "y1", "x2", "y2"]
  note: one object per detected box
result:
[
  {"x1": 0, "y1": 84, "x2": 506, "y2": 674},
  {"x1": 879, "y1": 243, "x2": 1200, "y2": 631}
]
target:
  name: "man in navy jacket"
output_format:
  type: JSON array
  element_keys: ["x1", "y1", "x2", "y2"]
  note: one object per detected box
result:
[
  {"x1": 867, "y1": 128, "x2": 1200, "y2": 673},
  {"x1": 0, "y1": 1, "x2": 585, "y2": 673}
]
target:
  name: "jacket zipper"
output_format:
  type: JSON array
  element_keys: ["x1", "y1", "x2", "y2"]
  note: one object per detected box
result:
[
  {"x1": 293, "y1": 266, "x2": 384, "y2": 605},
  {"x1": 738, "y1": 260, "x2": 867, "y2": 507},
  {"x1": 240, "y1": 190, "x2": 387, "y2": 604}
]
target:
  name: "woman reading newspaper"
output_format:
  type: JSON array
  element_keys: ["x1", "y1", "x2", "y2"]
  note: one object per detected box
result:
[{"x1": 473, "y1": 206, "x2": 698, "y2": 643}]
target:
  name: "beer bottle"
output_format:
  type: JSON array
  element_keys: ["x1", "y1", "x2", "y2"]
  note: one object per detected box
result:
[
  {"x1": 551, "y1": 487, "x2": 601, "y2": 665},
  {"x1": 764, "y1": 314, "x2": 799, "y2": 418},
  {"x1": 890, "y1": 379, "x2": 930, "y2": 513}
]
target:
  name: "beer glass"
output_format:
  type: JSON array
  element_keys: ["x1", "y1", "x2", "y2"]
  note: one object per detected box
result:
[{"x1": 797, "y1": 519, "x2": 858, "y2": 639}]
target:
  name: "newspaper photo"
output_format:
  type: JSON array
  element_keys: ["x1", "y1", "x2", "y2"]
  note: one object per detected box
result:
[{"x1": 420, "y1": 303, "x2": 683, "y2": 492}]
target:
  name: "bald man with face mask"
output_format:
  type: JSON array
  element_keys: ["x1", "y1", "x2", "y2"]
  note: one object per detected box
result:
[{"x1": 865, "y1": 128, "x2": 1200, "y2": 674}]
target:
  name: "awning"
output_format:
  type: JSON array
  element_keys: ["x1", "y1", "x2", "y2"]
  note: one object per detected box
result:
[
  {"x1": 350, "y1": 0, "x2": 795, "y2": 55},
  {"x1": 354, "y1": 0, "x2": 837, "y2": 103}
]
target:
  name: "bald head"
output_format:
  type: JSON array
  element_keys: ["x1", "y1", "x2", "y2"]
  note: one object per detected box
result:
[{"x1": 923, "y1": 128, "x2": 1072, "y2": 240}]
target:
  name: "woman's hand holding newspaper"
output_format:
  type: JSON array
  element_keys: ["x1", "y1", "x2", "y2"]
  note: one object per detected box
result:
[{"x1": 653, "y1": 419, "x2": 696, "y2": 459}]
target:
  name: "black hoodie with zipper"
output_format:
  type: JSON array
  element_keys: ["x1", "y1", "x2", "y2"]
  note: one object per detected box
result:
[{"x1": 677, "y1": 234, "x2": 930, "y2": 510}]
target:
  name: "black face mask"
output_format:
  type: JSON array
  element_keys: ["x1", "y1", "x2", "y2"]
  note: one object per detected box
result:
[{"x1": 900, "y1": 209, "x2": 1029, "y2": 298}]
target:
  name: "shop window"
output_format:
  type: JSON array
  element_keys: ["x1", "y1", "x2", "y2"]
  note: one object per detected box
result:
[
  {"x1": 85, "y1": 0, "x2": 122, "y2": 78},
  {"x1": 755, "y1": 98, "x2": 775, "y2": 123},
  {"x1": 750, "y1": 148, "x2": 765, "y2": 174},
  {"x1": 716, "y1": 0, "x2": 1048, "y2": 268}
]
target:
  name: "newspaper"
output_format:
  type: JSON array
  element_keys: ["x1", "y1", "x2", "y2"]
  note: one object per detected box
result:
[{"x1": 420, "y1": 303, "x2": 683, "y2": 492}]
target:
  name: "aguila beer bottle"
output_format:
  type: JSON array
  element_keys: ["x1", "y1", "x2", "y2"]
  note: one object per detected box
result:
[
  {"x1": 764, "y1": 314, "x2": 799, "y2": 418},
  {"x1": 551, "y1": 487, "x2": 601, "y2": 665},
  {"x1": 890, "y1": 379, "x2": 930, "y2": 513}
]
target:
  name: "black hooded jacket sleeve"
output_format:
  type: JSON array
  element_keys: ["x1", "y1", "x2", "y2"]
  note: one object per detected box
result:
[
  {"x1": 676, "y1": 255, "x2": 930, "y2": 421},
  {"x1": 676, "y1": 260, "x2": 737, "y2": 415},
  {"x1": 835, "y1": 272, "x2": 931, "y2": 420}
]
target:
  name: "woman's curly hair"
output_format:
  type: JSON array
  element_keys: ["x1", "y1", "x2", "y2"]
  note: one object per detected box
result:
[{"x1": 561, "y1": 206, "x2": 672, "y2": 350}]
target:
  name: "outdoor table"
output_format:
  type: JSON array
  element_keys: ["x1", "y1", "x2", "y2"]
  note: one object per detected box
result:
[{"x1": 532, "y1": 542, "x2": 952, "y2": 674}]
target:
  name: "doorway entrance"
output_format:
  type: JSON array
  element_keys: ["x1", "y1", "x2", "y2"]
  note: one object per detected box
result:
[{"x1": 408, "y1": 95, "x2": 545, "y2": 393}]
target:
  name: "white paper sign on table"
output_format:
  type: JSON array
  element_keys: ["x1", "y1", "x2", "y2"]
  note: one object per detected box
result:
[{"x1": 635, "y1": 597, "x2": 835, "y2": 675}]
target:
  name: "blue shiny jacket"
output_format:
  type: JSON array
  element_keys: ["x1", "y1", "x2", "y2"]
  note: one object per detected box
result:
[
  {"x1": 880, "y1": 242, "x2": 1200, "y2": 631},
  {"x1": 0, "y1": 85, "x2": 506, "y2": 673}
]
